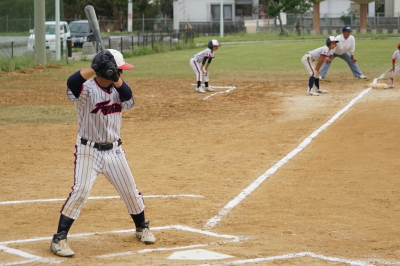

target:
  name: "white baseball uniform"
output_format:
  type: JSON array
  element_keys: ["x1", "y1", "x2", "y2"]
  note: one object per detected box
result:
[
  {"x1": 61, "y1": 77, "x2": 144, "y2": 220},
  {"x1": 302, "y1": 46, "x2": 335, "y2": 76},
  {"x1": 389, "y1": 49, "x2": 400, "y2": 78},
  {"x1": 190, "y1": 47, "x2": 215, "y2": 83}
]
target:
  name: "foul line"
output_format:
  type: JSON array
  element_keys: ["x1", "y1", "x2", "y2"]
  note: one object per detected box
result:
[
  {"x1": 0, "y1": 195, "x2": 203, "y2": 206},
  {"x1": 205, "y1": 79, "x2": 379, "y2": 229},
  {"x1": 195, "y1": 252, "x2": 381, "y2": 266}
]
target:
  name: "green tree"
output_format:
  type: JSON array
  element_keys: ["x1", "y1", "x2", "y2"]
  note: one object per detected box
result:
[{"x1": 261, "y1": 0, "x2": 314, "y2": 35}]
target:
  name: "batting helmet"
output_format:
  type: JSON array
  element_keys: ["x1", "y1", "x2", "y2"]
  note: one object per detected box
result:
[
  {"x1": 94, "y1": 49, "x2": 133, "y2": 79},
  {"x1": 108, "y1": 49, "x2": 134, "y2": 70},
  {"x1": 326, "y1": 36, "x2": 339, "y2": 46},
  {"x1": 208, "y1": 39, "x2": 221, "y2": 49}
]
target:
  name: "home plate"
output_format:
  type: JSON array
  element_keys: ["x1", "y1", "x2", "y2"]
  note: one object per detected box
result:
[{"x1": 168, "y1": 249, "x2": 234, "y2": 260}]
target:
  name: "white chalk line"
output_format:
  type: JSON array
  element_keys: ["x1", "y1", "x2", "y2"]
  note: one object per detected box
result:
[
  {"x1": 0, "y1": 244, "x2": 61, "y2": 265},
  {"x1": 0, "y1": 194, "x2": 203, "y2": 206},
  {"x1": 195, "y1": 251, "x2": 394, "y2": 266},
  {"x1": 202, "y1": 87, "x2": 236, "y2": 100},
  {"x1": 190, "y1": 84, "x2": 237, "y2": 100}
]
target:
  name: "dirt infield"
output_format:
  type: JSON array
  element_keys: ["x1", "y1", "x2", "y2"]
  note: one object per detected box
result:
[{"x1": 1, "y1": 67, "x2": 399, "y2": 265}]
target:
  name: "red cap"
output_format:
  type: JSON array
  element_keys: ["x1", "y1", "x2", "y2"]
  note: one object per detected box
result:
[{"x1": 397, "y1": 43, "x2": 400, "y2": 48}]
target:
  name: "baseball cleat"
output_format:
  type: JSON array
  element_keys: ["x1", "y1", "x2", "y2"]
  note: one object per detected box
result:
[
  {"x1": 306, "y1": 88, "x2": 319, "y2": 96},
  {"x1": 50, "y1": 231, "x2": 75, "y2": 257},
  {"x1": 356, "y1": 75, "x2": 367, "y2": 79},
  {"x1": 317, "y1": 89, "x2": 328, "y2": 93},
  {"x1": 136, "y1": 221, "x2": 156, "y2": 244},
  {"x1": 195, "y1": 87, "x2": 206, "y2": 93},
  {"x1": 205, "y1": 87, "x2": 215, "y2": 92},
  {"x1": 388, "y1": 84, "x2": 394, "y2": 88}
]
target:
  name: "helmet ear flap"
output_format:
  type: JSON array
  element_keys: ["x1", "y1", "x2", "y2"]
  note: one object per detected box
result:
[{"x1": 208, "y1": 40, "x2": 213, "y2": 49}]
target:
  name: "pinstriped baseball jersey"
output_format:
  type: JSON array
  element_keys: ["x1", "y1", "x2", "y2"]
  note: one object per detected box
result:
[
  {"x1": 193, "y1": 47, "x2": 215, "y2": 62},
  {"x1": 67, "y1": 78, "x2": 134, "y2": 143}
]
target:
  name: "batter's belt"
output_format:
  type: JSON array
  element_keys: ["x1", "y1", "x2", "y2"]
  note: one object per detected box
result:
[{"x1": 81, "y1": 138, "x2": 122, "y2": 151}]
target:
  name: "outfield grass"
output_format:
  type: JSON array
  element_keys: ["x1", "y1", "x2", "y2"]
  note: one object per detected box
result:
[{"x1": 129, "y1": 38, "x2": 396, "y2": 81}]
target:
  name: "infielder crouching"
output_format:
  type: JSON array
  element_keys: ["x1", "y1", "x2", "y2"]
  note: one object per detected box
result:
[
  {"x1": 190, "y1": 39, "x2": 220, "y2": 93},
  {"x1": 301, "y1": 36, "x2": 338, "y2": 96},
  {"x1": 50, "y1": 49, "x2": 156, "y2": 257}
]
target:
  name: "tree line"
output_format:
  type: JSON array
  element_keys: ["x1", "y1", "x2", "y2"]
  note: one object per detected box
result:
[{"x1": 0, "y1": 0, "x2": 174, "y2": 21}]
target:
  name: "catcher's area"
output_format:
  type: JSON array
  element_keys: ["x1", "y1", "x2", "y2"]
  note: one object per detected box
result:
[{"x1": 0, "y1": 68, "x2": 399, "y2": 265}]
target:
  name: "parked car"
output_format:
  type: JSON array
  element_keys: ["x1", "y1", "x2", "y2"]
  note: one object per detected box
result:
[
  {"x1": 27, "y1": 21, "x2": 70, "y2": 52},
  {"x1": 69, "y1": 20, "x2": 95, "y2": 48}
]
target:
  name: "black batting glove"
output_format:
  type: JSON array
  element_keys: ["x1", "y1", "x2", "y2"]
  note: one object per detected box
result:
[
  {"x1": 91, "y1": 51, "x2": 115, "y2": 72},
  {"x1": 104, "y1": 61, "x2": 119, "y2": 82}
]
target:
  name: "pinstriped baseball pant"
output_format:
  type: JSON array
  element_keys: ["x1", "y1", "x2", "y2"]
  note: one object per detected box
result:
[{"x1": 60, "y1": 138, "x2": 145, "y2": 220}]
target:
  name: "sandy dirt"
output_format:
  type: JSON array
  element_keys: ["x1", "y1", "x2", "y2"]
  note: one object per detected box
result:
[{"x1": 0, "y1": 66, "x2": 399, "y2": 266}]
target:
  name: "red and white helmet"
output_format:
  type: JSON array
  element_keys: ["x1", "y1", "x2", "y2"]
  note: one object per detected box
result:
[
  {"x1": 208, "y1": 39, "x2": 221, "y2": 49},
  {"x1": 108, "y1": 49, "x2": 134, "y2": 69},
  {"x1": 326, "y1": 36, "x2": 339, "y2": 46}
]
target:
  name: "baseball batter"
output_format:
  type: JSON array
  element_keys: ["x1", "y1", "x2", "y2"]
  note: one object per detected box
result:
[
  {"x1": 388, "y1": 43, "x2": 400, "y2": 88},
  {"x1": 190, "y1": 39, "x2": 221, "y2": 93},
  {"x1": 50, "y1": 49, "x2": 155, "y2": 257},
  {"x1": 301, "y1": 36, "x2": 338, "y2": 96}
]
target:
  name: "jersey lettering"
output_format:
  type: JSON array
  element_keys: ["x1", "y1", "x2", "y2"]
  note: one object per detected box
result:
[{"x1": 90, "y1": 100, "x2": 122, "y2": 115}]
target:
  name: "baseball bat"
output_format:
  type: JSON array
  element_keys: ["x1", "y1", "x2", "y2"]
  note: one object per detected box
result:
[{"x1": 84, "y1": 5, "x2": 113, "y2": 76}]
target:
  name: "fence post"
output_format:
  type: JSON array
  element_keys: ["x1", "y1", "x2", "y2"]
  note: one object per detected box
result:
[{"x1": 11, "y1": 41, "x2": 14, "y2": 57}]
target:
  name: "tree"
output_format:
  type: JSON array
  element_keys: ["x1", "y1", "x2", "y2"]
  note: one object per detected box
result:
[
  {"x1": 153, "y1": 0, "x2": 173, "y2": 18},
  {"x1": 260, "y1": 0, "x2": 314, "y2": 35}
]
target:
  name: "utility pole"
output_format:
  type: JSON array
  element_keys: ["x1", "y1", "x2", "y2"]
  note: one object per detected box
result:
[
  {"x1": 128, "y1": 0, "x2": 133, "y2": 33},
  {"x1": 55, "y1": 0, "x2": 61, "y2": 61},
  {"x1": 220, "y1": 0, "x2": 224, "y2": 37},
  {"x1": 34, "y1": 0, "x2": 46, "y2": 65},
  {"x1": 173, "y1": 0, "x2": 179, "y2": 34}
]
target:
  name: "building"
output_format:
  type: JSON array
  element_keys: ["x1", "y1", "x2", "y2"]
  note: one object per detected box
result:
[
  {"x1": 319, "y1": 0, "x2": 376, "y2": 17},
  {"x1": 175, "y1": 0, "x2": 259, "y2": 22}
]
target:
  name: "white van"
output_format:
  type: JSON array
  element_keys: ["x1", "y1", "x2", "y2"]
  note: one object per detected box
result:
[{"x1": 27, "y1": 21, "x2": 71, "y2": 52}]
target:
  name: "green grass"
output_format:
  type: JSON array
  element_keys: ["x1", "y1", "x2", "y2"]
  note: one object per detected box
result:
[
  {"x1": 0, "y1": 55, "x2": 35, "y2": 72},
  {"x1": 0, "y1": 106, "x2": 76, "y2": 124},
  {"x1": 129, "y1": 38, "x2": 396, "y2": 81},
  {"x1": 193, "y1": 31, "x2": 400, "y2": 43}
]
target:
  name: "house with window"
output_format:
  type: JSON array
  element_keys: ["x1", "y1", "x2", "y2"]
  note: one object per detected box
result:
[{"x1": 175, "y1": 0, "x2": 259, "y2": 22}]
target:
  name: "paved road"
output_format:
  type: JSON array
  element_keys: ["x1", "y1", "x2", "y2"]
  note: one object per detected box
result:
[{"x1": 0, "y1": 36, "x2": 28, "y2": 44}]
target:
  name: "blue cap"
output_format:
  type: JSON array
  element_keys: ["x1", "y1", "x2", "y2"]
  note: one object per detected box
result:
[{"x1": 342, "y1": 26, "x2": 352, "y2": 32}]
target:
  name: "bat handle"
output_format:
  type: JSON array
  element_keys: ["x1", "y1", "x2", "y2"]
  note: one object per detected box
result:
[{"x1": 106, "y1": 69, "x2": 114, "y2": 76}]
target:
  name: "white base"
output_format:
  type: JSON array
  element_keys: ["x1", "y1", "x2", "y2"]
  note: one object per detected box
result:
[{"x1": 167, "y1": 249, "x2": 234, "y2": 260}]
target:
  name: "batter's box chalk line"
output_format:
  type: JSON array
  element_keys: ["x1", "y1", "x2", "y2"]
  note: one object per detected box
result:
[
  {"x1": 0, "y1": 194, "x2": 203, "y2": 205},
  {"x1": 191, "y1": 84, "x2": 237, "y2": 100},
  {"x1": 0, "y1": 225, "x2": 243, "y2": 264}
]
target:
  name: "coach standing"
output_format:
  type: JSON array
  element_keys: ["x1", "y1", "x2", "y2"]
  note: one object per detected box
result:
[{"x1": 320, "y1": 26, "x2": 367, "y2": 79}]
